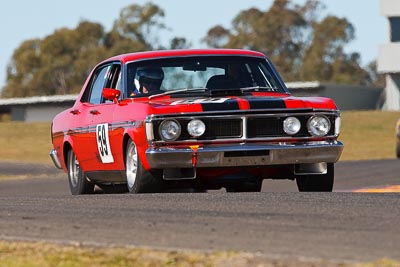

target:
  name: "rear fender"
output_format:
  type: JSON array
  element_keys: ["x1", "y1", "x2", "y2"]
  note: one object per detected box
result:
[{"x1": 61, "y1": 134, "x2": 78, "y2": 172}]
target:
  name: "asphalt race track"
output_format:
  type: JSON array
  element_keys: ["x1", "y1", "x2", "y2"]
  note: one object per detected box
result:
[{"x1": 0, "y1": 160, "x2": 400, "y2": 263}]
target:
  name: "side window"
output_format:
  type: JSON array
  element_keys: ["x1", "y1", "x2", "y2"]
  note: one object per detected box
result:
[
  {"x1": 109, "y1": 65, "x2": 122, "y2": 90},
  {"x1": 104, "y1": 64, "x2": 122, "y2": 102},
  {"x1": 115, "y1": 72, "x2": 122, "y2": 91},
  {"x1": 126, "y1": 65, "x2": 137, "y2": 98},
  {"x1": 88, "y1": 66, "x2": 110, "y2": 104}
]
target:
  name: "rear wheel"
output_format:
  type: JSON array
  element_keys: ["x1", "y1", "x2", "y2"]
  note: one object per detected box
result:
[
  {"x1": 125, "y1": 139, "x2": 163, "y2": 193},
  {"x1": 296, "y1": 163, "x2": 334, "y2": 192},
  {"x1": 67, "y1": 149, "x2": 94, "y2": 195}
]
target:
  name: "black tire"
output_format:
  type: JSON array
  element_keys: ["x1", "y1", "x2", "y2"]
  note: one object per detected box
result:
[
  {"x1": 67, "y1": 149, "x2": 95, "y2": 195},
  {"x1": 396, "y1": 142, "x2": 400, "y2": 158},
  {"x1": 124, "y1": 139, "x2": 163, "y2": 193},
  {"x1": 226, "y1": 178, "x2": 263, "y2": 192},
  {"x1": 296, "y1": 163, "x2": 334, "y2": 192}
]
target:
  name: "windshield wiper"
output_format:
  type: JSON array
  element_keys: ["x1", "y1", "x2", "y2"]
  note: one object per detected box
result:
[
  {"x1": 240, "y1": 86, "x2": 278, "y2": 92},
  {"x1": 147, "y1": 86, "x2": 277, "y2": 100},
  {"x1": 148, "y1": 88, "x2": 207, "y2": 100}
]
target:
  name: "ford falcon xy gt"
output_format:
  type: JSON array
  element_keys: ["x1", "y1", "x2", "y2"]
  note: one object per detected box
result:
[{"x1": 49, "y1": 49, "x2": 343, "y2": 194}]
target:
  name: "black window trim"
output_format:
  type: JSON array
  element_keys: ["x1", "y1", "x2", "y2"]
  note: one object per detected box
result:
[{"x1": 80, "y1": 61, "x2": 122, "y2": 104}]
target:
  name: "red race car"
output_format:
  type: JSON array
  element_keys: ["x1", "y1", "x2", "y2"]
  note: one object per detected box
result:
[{"x1": 50, "y1": 49, "x2": 343, "y2": 194}]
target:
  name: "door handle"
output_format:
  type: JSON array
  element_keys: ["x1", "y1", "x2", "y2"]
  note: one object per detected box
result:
[
  {"x1": 70, "y1": 109, "x2": 80, "y2": 115},
  {"x1": 90, "y1": 110, "x2": 101, "y2": 115}
]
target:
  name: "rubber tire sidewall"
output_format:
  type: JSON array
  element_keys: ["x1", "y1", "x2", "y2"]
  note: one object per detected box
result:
[
  {"x1": 296, "y1": 163, "x2": 334, "y2": 192},
  {"x1": 396, "y1": 141, "x2": 400, "y2": 158},
  {"x1": 125, "y1": 139, "x2": 163, "y2": 193},
  {"x1": 67, "y1": 150, "x2": 94, "y2": 195}
]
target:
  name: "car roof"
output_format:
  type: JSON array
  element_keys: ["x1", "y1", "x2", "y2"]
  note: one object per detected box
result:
[{"x1": 105, "y1": 49, "x2": 266, "y2": 64}]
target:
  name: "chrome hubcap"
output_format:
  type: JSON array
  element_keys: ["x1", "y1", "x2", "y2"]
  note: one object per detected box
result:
[
  {"x1": 68, "y1": 151, "x2": 79, "y2": 187},
  {"x1": 126, "y1": 142, "x2": 138, "y2": 188}
]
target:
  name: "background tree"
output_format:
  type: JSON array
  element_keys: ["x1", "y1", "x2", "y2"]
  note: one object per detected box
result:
[
  {"x1": 111, "y1": 3, "x2": 166, "y2": 50},
  {"x1": 1, "y1": 3, "x2": 169, "y2": 98},
  {"x1": 2, "y1": 22, "x2": 106, "y2": 97},
  {"x1": 203, "y1": 0, "x2": 374, "y2": 85},
  {"x1": 1, "y1": 0, "x2": 384, "y2": 98},
  {"x1": 169, "y1": 37, "x2": 191, "y2": 50},
  {"x1": 365, "y1": 61, "x2": 385, "y2": 88},
  {"x1": 205, "y1": 0, "x2": 311, "y2": 81},
  {"x1": 2, "y1": 39, "x2": 42, "y2": 97},
  {"x1": 203, "y1": 25, "x2": 231, "y2": 48},
  {"x1": 299, "y1": 16, "x2": 369, "y2": 84}
]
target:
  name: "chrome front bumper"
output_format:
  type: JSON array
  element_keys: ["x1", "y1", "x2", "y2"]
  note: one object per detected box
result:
[
  {"x1": 146, "y1": 141, "x2": 344, "y2": 169},
  {"x1": 49, "y1": 149, "x2": 62, "y2": 169}
]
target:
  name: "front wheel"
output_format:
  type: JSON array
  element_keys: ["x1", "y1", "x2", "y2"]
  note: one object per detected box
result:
[
  {"x1": 396, "y1": 141, "x2": 400, "y2": 158},
  {"x1": 125, "y1": 139, "x2": 163, "y2": 193},
  {"x1": 296, "y1": 163, "x2": 334, "y2": 192},
  {"x1": 67, "y1": 149, "x2": 94, "y2": 195}
]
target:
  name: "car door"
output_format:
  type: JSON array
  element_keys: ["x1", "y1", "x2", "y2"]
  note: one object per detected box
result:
[
  {"x1": 76, "y1": 63, "x2": 121, "y2": 172},
  {"x1": 90, "y1": 64, "x2": 123, "y2": 171}
]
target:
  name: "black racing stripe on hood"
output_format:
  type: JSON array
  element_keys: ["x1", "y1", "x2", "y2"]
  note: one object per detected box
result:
[
  {"x1": 248, "y1": 98, "x2": 286, "y2": 109},
  {"x1": 201, "y1": 99, "x2": 240, "y2": 111}
]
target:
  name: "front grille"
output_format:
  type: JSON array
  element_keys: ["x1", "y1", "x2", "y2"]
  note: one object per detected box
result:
[
  {"x1": 247, "y1": 117, "x2": 283, "y2": 137},
  {"x1": 151, "y1": 112, "x2": 338, "y2": 142},
  {"x1": 154, "y1": 118, "x2": 242, "y2": 141},
  {"x1": 203, "y1": 118, "x2": 242, "y2": 139},
  {"x1": 247, "y1": 117, "x2": 310, "y2": 138},
  {"x1": 180, "y1": 118, "x2": 242, "y2": 140}
]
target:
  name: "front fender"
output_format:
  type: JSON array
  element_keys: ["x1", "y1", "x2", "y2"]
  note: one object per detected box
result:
[{"x1": 123, "y1": 122, "x2": 152, "y2": 171}]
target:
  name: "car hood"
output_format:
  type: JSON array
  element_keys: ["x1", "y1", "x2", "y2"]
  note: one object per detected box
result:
[{"x1": 138, "y1": 94, "x2": 338, "y2": 115}]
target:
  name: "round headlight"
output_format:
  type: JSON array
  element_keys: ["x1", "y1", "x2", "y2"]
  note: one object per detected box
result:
[
  {"x1": 283, "y1": 117, "x2": 301, "y2": 135},
  {"x1": 159, "y1": 119, "x2": 181, "y2": 141},
  {"x1": 187, "y1": 119, "x2": 206, "y2": 137},
  {"x1": 307, "y1": 115, "x2": 331, "y2": 136}
]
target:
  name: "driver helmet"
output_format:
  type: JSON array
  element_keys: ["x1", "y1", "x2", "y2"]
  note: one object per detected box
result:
[{"x1": 133, "y1": 67, "x2": 164, "y2": 94}]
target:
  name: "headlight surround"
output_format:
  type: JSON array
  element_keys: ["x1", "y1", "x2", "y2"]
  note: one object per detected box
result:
[
  {"x1": 159, "y1": 119, "x2": 181, "y2": 141},
  {"x1": 307, "y1": 115, "x2": 331, "y2": 136},
  {"x1": 335, "y1": 116, "x2": 341, "y2": 136},
  {"x1": 145, "y1": 122, "x2": 154, "y2": 141},
  {"x1": 187, "y1": 119, "x2": 206, "y2": 137},
  {"x1": 283, "y1": 117, "x2": 301, "y2": 135}
]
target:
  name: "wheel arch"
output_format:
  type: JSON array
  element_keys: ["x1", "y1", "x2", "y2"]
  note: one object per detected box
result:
[
  {"x1": 122, "y1": 133, "x2": 132, "y2": 166},
  {"x1": 63, "y1": 141, "x2": 73, "y2": 169},
  {"x1": 122, "y1": 131, "x2": 151, "y2": 171}
]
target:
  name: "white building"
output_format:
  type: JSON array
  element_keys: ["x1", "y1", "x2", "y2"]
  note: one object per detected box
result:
[
  {"x1": 378, "y1": 0, "x2": 400, "y2": 110},
  {"x1": 0, "y1": 95, "x2": 76, "y2": 122}
]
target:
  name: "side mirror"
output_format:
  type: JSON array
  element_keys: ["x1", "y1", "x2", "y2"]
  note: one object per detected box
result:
[{"x1": 102, "y1": 88, "x2": 120, "y2": 103}]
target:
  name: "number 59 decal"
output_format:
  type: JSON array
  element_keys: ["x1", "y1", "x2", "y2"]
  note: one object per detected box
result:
[{"x1": 96, "y1": 123, "x2": 114, "y2": 163}]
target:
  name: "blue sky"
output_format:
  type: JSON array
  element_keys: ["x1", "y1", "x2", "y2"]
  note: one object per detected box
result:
[{"x1": 0, "y1": 0, "x2": 386, "y2": 89}]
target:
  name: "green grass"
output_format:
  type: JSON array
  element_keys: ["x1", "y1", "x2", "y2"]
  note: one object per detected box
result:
[
  {"x1": 0, "y1": 121, "x2": 53, "y2": 164},
  {"x1": 0, "y1": 111, "x2": 399, "y2": 164},
  {"x1": 0, "y1": 241, "x2": 398, "y2": 267},
  {"x1": 339, "y1": 110, "x2": 400, "y2": 161}
]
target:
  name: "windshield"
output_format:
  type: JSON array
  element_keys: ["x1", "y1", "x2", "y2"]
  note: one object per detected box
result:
[{"x1": 125, "y1": 56, "x2": 287, "y2": 98}]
